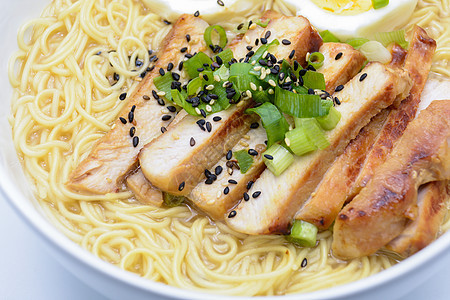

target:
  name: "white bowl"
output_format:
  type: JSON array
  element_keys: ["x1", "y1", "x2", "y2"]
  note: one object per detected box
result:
[{"x1": 1, "y1": 0, "x2": 450, "y2": 299}]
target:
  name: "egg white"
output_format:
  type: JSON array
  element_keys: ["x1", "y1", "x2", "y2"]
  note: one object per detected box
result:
[{"x1": 284, "y1": 0, "x2": 418, "y2": 40}]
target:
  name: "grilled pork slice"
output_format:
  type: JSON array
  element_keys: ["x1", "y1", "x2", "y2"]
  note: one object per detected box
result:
[
  {"x1": 126, "y1": 170, "x2": 163, "y2": 206},
  {"x1": 139, "y1": 12, "x2": 322, "y2": 196},
  {"x1": 226, "y1": 62, "x2": 412, "y2": 235},
  {"x1": 348, "y1": 26, "x2": 437, "y2": 198},
  {"x1": 386, "y1": 181, "x2": 449, "y2": 257},
  {"x1": 295, "y1": 26, "x2": 435, "y2": 230},
  {"x1": 67, "y1": 15, "x2": 210, "y2": 194},
  {"x1": 296, "y1": 110, "x2": 389, "y2": 230},
  {"x1": 188, "y1": 42, "x2": 365, "y2": 220},
  {"x1": 189, "y1": 125, "x2": 267, "y2": 220},
  {"x1": 332, "y1": 100, "x2": 450, "y2": 259}
]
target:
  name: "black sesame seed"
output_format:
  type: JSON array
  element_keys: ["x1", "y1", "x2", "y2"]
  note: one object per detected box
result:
[
  {"x1": 228, "y1": 210, "x2": 237, "y2": 218},
  {"x1": 289, "y1": 50, "x2": 295, "y2": 59},
  {"x1": 255, "y1": 38, "x2": 259, "y2": 46},
  {"x1": 248, "y1": 149, "x2": 258, "y2": 156},
  {"x1": 228, "y1": 179, "x2": 238, "y2": 184},
  {"x1": 226, "y1": 150, "x2": 232, "y2": 160},
  {"x1": 308, "y1": 88, "x2": 315, "y2": 95},
  {"x1": 299, "y1": 69, "x2": 307, "y2": 76},
  {"x1": 149, "y1": 55, "x2": 158, "y2": 62},
  {"x1": 157, "y1": 98, "x2": 165, "y2": 106},
  {"x1": 178, "y1": 181, "x2": 185, "y2": 191},
  {"x1": 246, "y1": 181, "x2": 254, "y2": 190},
  {"x1": 206, "y1": 121, "x2": 212, "y2": 132},
  {"x1": 260, "y1": 37, "x2": 268, "y2": 44},
  {"x1": 264, "y1": 154, "x2": 273, "y2": 160},
  {"x1": 215, "y1": 165, "x2": 223, "y2": 175},
  {"x1": 119, "y1": 117, "x2": 127, "y2": 124},
  {"x1": 163, "y1": 19, "x2": 171, "y2": 25},
  {"x1": 189, "y1": 137, "x2": 196, "y2": 147},
  {"x1": 180, "y1": 47, "x2": 188, "y2": 53},
  {"x1": 243, "y1": 192, "x2": 250, "y2": 201},
  {"x1": 334, "y1": 97, "x2": 341, "y2": 105},
  {"x1": 167, "y1": 62, "x2": 174, "y2": 71},
  {"x1": 132, "y1": 136, "x2": 139, "y2": 147},
  {"x1": 246, "y1": 45, "x2": 253, "y2": 51},
  {"x1": 335, "y1": 52, "x2": 343, "y2": 60},
  {"x1": 128, "y1": 111, "x2": 134, "y2": 123},
  {"x1": 113, "y1": 73, "x2": 120, "y2": 81},
  {"x1": 252, "y1": 191, "x2": 261, "y2": 198},
  {"x1": 335, "y1": 85, "x2": 344, "y2": 92},
  {"x1": 152, "y1": 90, "x2": 159, "y2": 100},
  {"x1": 194, "y1": 10, "x2": 200, "y2": 17},
  {"x1": 159, "y1": 68, "x2": 165, "y2": 76},
  {"x1": 119, "y1": 92, "x2": 127, "y2": 100},
  {"x1": 359, "y1": 73, "x2": 368, "y2": 82},
  {"x1": 224, "y1": 186, "x2": 230, "y2": 194},
  {"x1": 265, "y1": 31, "x2": 271, "y2": 39},
  {"x1": 217, "y1": 0, "x2": 224, "y2": 6},
  {"x1": 129, "y1": 126, "x2": 136, "y2": 137},
  {"x1": 212, "y1": 116, "x2": 221, "y2": 123},
  {"x1": 205, "y1": 178, "x2": 214, "y2": 185},
  {"x1": 95, "y1": 51, "x2": 102, "y2": 55},
  {"x1": 307, "y1": 65, "x2": 316, "y2": 71},
  {"x1": 186, "y1": 34, "x2": 191, "y2": 42},
  {"x1": 131, "y1": 105, "x2": 136, "y2": 112},
  {"x1": 143, "y1": 95, "x2": 150, "y2": 100},
  {"x1": 204, "y1": 169, "x2": 212, "y2": 178},
  {"x1": 250, "y1": 122, "x2": 259, "y2": 129},
  {"x1": 185, "y1": 53, "x2": 193, "y2": 59},
  {"x1": 203, "y1": 74, "x2": 209, "y2": 81},
  {"x1": 197, "y1": 119, "x2": 206, "y2": 126},
  {"x1": 178, "y1": 61, "x2": 184, "y2": 71},
  {"x1": 167, "y1": 106, "x2": 176, "y2": 112},
  {"x1": 301, "y1": 258, "x2": 308, "y2": 268},
  {"x1": 162, "y1": 114, "x2": 172, "y2": 121},
  {"x1": 282, "y1": 39, "x2": 291, "y2": 45},
  {"x1": 161, "y1": 126, "x2": 167, "y2": 133},
  {"x1": 200, "y1": 109, "x2": 207, "y2": 118},
  {"x1": 172, "y1": 72, "x2": 180, "y2": 81},
  {"x1": 237, "y1": 23, "x2": 244, "y2": 30}
]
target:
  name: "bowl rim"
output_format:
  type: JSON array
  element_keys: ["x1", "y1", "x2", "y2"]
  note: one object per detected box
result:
[{"x1": 1, "y1": 165, "x2": 450, "y2": 300}]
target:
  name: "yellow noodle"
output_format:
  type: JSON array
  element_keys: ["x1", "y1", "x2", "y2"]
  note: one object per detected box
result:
[{"x1": 8, "y1": 0, "x2": 450, "y2": 296}]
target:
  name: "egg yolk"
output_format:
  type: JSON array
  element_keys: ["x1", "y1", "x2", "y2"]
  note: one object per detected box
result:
[{"x1": 311, "y1": 0, "x2": 373, "y2": 15}]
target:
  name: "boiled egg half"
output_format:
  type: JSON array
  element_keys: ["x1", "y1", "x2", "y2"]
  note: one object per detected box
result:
[
  {"x1": 284, "y1": 0, "x2": 418, "y2": 40},
  {"x1": 142, "y1": 0, "x2": 261, "y2": 24}
]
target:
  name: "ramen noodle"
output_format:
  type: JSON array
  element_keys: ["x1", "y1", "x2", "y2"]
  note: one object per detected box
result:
[{"x1": 8, "y1": 0, "x2": 450, "y2": 296}]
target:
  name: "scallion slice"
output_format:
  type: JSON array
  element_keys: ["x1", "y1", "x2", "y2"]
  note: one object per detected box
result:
[
  {"x1": 274, "y1": 87, "x2": 328, "y2": 118},
  {"x1": 153, "y1": 72, "x2": 173, "y2": 101},
  {"x1": 234, "y1": 149, "x2": 254, "y2": 174},
  {"x1": 247, "y1": 102, "x2": 289, "y2": 148},
  {"x1": 346, "y1": 37, "x2": 370, "y2": 49},
  {"x1": 285, "y1": 127, "x2": 317, "y2": 156},
  {"x1": 308, "y1": 52, "x2": 325, "y2": 69},
  {"x1": 204, "y1": 25, "x2": 228, "y2": 49},
  {"x1": 286, "y1": 220, "x2": 318, "y2": 247},
  {"x1": 302, "y1": 71, "x2": 326, "y2": 90},
  {"x1": 375, "y1": 29, "x2": 408, "y2": 49},
  {"x1": 183, "y1": 52, "x2": 213, "y2": 78},
  {"x1": 255, "y1": 18, "x2": 270, "y2": 28},
  {"x1": 372, "y1": 0, "x2": 389, "y2": 9},
  {"x1": 187, "y1": 77, "x2": 202, "y2": 96},
  {"x1": 295, "y1": 118, "x2": 330, "y2": 150},
  {"x1": 213, "y1": 48, "x2": 234, "y2": 66},
  {"x1": 263, "y1": 144, "x2": 294, "y2": 176},
  {"x1": 315, "y1": 106, "x2": 341, "y2": 130},
  {"x1": 320, "y1": 30, "x2": 340, "y2": 43},
  {"x1": 163, "y1": 193, "x2": 185, "y2": 207},
  {"x1": 359, "y1": 40, "x2": 392, "y2": 64}
]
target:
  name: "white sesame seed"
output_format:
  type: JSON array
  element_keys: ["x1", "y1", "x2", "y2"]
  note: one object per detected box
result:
[
  {"x1": 208, "y1": 198, "x2": 216, "y2": 205},
  {"x1": 260, "y1": 71, "x2": 267, "y2": 80},
  {"x1": 249, "y1": 23, "x2": 257, "y2": 30},
  {"x1": 161, "y1": 108, "x2": 169, "y2": 114},
  {"x1": 250, "y1": 82, "x2": 257, "y2": 91},
  {"x1": 206, "y1": 104, "x2": 212, "y2": 112},
  {"x1": 157, "y1": 91, "x2": 166, "y2": 97},
  {"x1": 305, "y1": 52, "x2": 310, "y2": 62},
  {"x1": 263, "y1": 51, "x2": 268, "y2": 58},
  {"x1": 293, "y1": 89, "x2": 298, "y2": 94},
  {"x1": 135, "y1": 77, "x2": 142, "y2": 82},
  {"x1": 111, "y1": 123, "x2": 116, "y2": 129},
  {"x1": 243, "y1": 134, "x2": 250, "y2": 139},
  {"x1": 251, "y1": 60, "x2": 256, "y2": 65},
  {"x1": 259, "y1": 86, "x2": 263, "y2": 91},
  {"x1": 214, "y1": 75, "x2": 220, "y2": 82},
  {"x1": 227, "y1": 167, "x2": 233, "y2": 175},
  {"x1": 285, "y1": 137, "x2": 291, "y2": 146},
  {"x1": 268, "y1": 79, "x2": 276, "y2": 87},
  {"x1": 268, "y1": 89, "x2": 274, "y2": 94},
  {"x1": 210, "y1": 99, "x2": 215, "y2": 105},
  {"x1": 246, "y1": 90, "x2": 252, "y2": 98},
  {"x1": 206, "y1": 84, "x2": 214, "y2": 90},
  {"x1": 253, "y1": 66, "x2": 262, "y2": 71},
  {"x1": 195, "y1": 107, "x2": 201, "y2": 115},
  {"x1": 223, "y1": 81, "x2": 229, "y2": 88},
  {"x1": 266, "y1": 68, "x2": 271, "y2": 75},
  {"x1": 239, "y1": 141, "x2": 249, "y2": 147},
  {"x1": 245, "y1": 36, "x2": 251, "y2": 43},
  {"x1": 216, "y1": 190, "x2": 222, "y2": 199}
]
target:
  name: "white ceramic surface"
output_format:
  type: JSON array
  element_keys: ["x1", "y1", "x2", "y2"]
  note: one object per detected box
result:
[{"x1": 1, "y1": 1, "x2": 449, "y2": 299}]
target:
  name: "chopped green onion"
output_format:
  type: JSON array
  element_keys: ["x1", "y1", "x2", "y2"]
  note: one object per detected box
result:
[
  {"x1": 285, "y1": 127, "x2": 317, "y2": 156},
  {"x1": 247, "y1": 102, "x2": 289, "y2": 148},
  {"x1": 153, "y1": 72, "x2": 173, "y2": 101},
  {"x1": 359, "y1": 41, "x2": 392, "y2": 64},
  {"x1": 229, "y1": 63, "x2": 259, "y2": 92},
  {"x1": 316, "y1": 106, "x2": 341, "y2": 130},
  {"x1": 187, "y1": 77, "x2": 202, "y2": 96},
  {"x1": 204, "y1": 25, "x2": 228, "y2": 49},
  {"x1": 183, "y1": 52, "x2": 213, "y2": 78},
  {"x1": 320, "y1": 30, "x2": 340, "y2": 43},
  {"x1": 213, "y1": 64, "x2": 230, "y2": 81},
  {"x1": 250, "y1": 39, "x2": 280, "y2": 65},
  {"x1": 213, "y1": 48, "x2": 234, "y2": 66},
  {"x1": 302, "y1": 71, "x2": 326, "y2": 90},
  {"x1": 255, "y1": 18, "x2": 270, "y2": 28},
  {"x1": 295, "y1": 118, "x2": 330, "y2": 150},
  {"x1": 163, "y1": 193, "x2": 185, "y2": 207},
  {"x1": 286, "y1": 220, "x2": 318, "y2": 247},
  {"x1": 372, "y1": 0, "x2": 389, "y2": 9},
  {"x1": 274, "y1": 87, "x2": 328, "y2": 118},
  {"x1": 234, "y1": 149, "x2": 254, "y2": 174},
  {"x1": 308, "y1": 52, "x2": 325, "y2": 69},
  {"x1": 346, "y1": 37, "x2": 370, "y2": 49},
  {"x1": 263, "y1": 144, "x2": 294, "y2": 176},
  {"x1": 375, "y1": 29, "x2": 408, "y2": 49}
]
